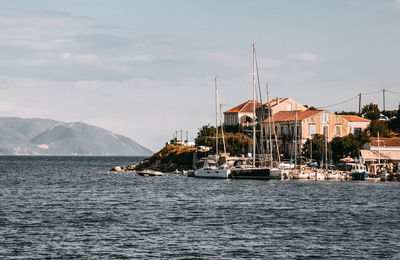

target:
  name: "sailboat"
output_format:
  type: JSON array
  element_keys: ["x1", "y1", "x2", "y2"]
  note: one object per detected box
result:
[
  {"x1": 194, "y1": 77, "x2": 230, "y2": 179},
  {"x1": 230, "y1": 43, "x2": 270, "y2": 180},
  {"x1": 264, "y1": 83, "x2": 283, "y2": 179}
]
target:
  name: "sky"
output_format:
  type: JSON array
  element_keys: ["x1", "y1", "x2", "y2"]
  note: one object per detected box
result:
[{"x1": 0, "y1": 0, "x2": 399, "y2": 151}]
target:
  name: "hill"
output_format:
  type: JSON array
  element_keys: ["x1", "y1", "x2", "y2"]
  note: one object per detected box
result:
[{"x1": 0, "y1": 117, "x2": 152, "y2": 156}]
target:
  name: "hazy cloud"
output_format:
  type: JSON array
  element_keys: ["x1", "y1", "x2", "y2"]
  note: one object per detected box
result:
[
  {"x1": 291, "y1": 52, "x2": 319, "y2": 64},
  {"x1": 393, "y1": 0, "x2": 400, "y2": 10}
]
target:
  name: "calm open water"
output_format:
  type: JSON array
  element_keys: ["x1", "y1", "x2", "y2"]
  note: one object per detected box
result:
[{"x1": 0, "y1": 156, "x2": 399, "y2": 259}]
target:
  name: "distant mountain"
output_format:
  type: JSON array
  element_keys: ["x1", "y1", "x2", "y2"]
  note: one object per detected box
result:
[{"x1": 0, "y1": 117, "x2": 152, "y2": 156}]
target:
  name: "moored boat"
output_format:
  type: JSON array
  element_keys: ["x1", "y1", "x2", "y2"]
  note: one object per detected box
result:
[
  {"x1": 137, "y1": 170, "x2": 164, "y2": 176},
  {"x1": 350, "y1": 164, "x2": 369, "y2": 181},
  {"x1": 229, "y1": 158, "x2": 270, "y2": 180}
]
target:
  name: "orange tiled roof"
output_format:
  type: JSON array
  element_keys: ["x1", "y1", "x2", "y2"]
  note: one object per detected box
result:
[
  {"x1": 370, "y1": 137, "x2": 400, "y2": 147},
  {"x1": 266, "y1": 110, "x2": 321, "y2": 123},
  {"x1": 224, "y1": 100, "x2": 261, "y2": 114},
  {"x1": 340, "y1": 115, "x2": 371, "y2": 122},
  {"x1": 262, "y1": 97, "x2": 288, "y2": 107}
]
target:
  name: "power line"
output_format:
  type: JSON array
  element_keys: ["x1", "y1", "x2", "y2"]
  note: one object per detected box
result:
[
  {"x1": 316, "y1": 88, "x2": 399, "y2": 110},
  {"x1": 317, "y1": 95, "x2": 358, "y2": 109},
  {"x1": 387, "y1": 90, "x2": 400, "y2": 94}
]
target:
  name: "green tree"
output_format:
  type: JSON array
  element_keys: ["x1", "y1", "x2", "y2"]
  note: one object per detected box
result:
[
  {"x1": 302, "y1": 134, "x2": 324, "y2": 161},
  {"x1": 224, "y1": 124, "x2": 240, "y2": 134},
  {"x1": 196, "y1": 124, "x2": 216, "y2": 139},
  {"x1": 362, "y1": 103, "x2": 380, "y2": 121},
  {"x1": 330, "y1": 132, "x2": 369, "y2": 162},
  {"x1": 388, "y1": 105, "x2": 400, "y2": 133},
  {"x1": 335, "y1": 111, "x2": 361, "y2": 116},
  {"x1": 195, "y1": 125, "x2": 252, "y2": 156},
  {"x1": 366, "y1": 120, "x2": 391, "y2": 137}
]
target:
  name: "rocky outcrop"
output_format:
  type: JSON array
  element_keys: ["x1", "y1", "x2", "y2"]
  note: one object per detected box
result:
[{"x1": 111, "y1": 144, "x2": 197, "y2": 172}]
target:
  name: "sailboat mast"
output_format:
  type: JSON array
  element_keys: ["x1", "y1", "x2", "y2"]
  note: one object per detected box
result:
[
  {"x1": 252, "y1": 43, "x2": 256, "y2": 167},
  {"x1": 215, "y1": 77, "x2": 219, "y2": 156},
  {"x1": 267, "y1": 84, "x2": 273, "y2": 167},
  {"x1": 220, "y1": 103, "x2": 227, "y2": 156},
  {"x1": 378, "y1": 131, "x2": 380, "y2": 165},
  {"x1": 294, "y1": 111, "x2": 298, "y2": 168}
]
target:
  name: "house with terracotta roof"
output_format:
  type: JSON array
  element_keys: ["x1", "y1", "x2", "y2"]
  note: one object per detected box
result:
[
  {"x1": 257, "y1": 97, "x2": 307, "y2": 118},
  {"x1": 339, "y1": 115, "x2": 370, "y2": 134},
  {"x1": 223, "y1": 100, "x2": 261, "y2": 126},
  {"x1": 263, "y1": 110, "x2": 351, "y2": 157},
  {"x1": 224, "y1": 97, "x2": 306, "y2": 126}
]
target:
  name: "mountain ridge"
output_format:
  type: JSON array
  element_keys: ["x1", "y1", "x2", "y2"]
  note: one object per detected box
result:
[{"x1": 0, "y1": 117, "x2": 152, "y2": 156}]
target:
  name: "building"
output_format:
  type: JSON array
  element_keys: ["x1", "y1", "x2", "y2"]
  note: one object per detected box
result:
[
  {"x1": 257, "y1": 97, "x2": 307, "y2": 118},
  {"x1": 224, "y1": 100, "x2": 261, "y2": 126},
  {"x1": 339, "y1": 115, "x2": 371, "y2": 134},
  {"x1": 224, "y1": 97, "x2": 306, "y2": 126},
  {"x1": 263, "y1": 110, "x2": 351, "y2": 157},
  {"x1": 361, "y1": 137, "x2": 400, "y2": 164}
]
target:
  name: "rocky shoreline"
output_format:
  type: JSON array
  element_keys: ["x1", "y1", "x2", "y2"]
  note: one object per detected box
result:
[{"x1": 110, "y1": 144, "x2": 198, "y2": 173}]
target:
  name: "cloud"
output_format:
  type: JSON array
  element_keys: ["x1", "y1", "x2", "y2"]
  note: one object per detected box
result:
[
  {"x1": 34, "y1": 10, "x2": 91, "y2": 20},
  {"x1": 393, "y1": 0, "x2": 400, "y2": 10},
  {"x1": 348, "y1": 1, "x2": 360, "y2": 8},
  {"x1": 291, "y1": 52, "x2": 319, "y2": 63}
]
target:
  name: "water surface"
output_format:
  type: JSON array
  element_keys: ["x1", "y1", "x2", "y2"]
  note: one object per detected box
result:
[{"x1": 1, "y1": 156, "x2": 399, "y2": 259}]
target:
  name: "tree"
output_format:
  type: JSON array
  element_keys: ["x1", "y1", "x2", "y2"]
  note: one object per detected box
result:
[
  {"x1": 362, "y1": 103, "x2": 380, "y2": 121},
  {"x1": 304, "y1": 105, "x2": 317, "y2": 110},
  {"x1": 196, "y1": 125, "x2": 216, "y2": 139},
  {"x1": 335, "y1": 111, "x2": 361, "y2": 116},
  {"x1": 388, "y1": 105, "x2": 400, "y2": 134},
  {"x1": 195, "y1": 125, "x2": 252, "y2": 156},
  {"x1": 330, "y1": 132, "x2": 369, "y2": 162},
  {"x1": 366, "y1": 120, "x2": 391, "y2": 137},
  {"x1": 302, "y1": 134, "x2": 324, "y2": 161},
  {"x1": 224, "y1": 124, "x2": 240, "y2": 134}
]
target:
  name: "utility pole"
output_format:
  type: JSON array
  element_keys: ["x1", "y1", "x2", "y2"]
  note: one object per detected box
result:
[
  {"x1": 383, "y1": 89, "x2": 386, "y2": 111},
  {"x1": 358, "y1": 93, "x2": 362, "y2": 114}
]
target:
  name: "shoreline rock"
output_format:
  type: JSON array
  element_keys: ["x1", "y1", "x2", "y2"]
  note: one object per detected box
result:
[{"x1": 110, "y1": 144, "x2": 199, "y2": 173}]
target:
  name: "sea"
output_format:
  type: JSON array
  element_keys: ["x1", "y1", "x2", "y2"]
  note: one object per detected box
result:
[{"x1": 1, "y1": 156, "x2": 399, "y2": 259}]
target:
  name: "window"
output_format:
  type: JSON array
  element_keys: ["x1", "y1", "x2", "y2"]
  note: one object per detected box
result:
[
  {"x1": 287, "y1": 103, "x2": 292, "y2": 111},
  {"x1": 323, "y1": 112, "x2": 328, "y2": 122},
  {"x1": 335, "y1": 125, "x2": 342, "y2": 137},
  {"x1": 230, "y1": 116, "x2": 233, "y2": 125},
  {"x1": 354, "y1": 127, "x2": 362, "y2": 133},
  {"x1": 309, "y1": 124, "x2": 316, "y2": 136}
]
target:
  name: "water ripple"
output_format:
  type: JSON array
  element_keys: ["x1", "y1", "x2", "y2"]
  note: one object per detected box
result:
[{"x1": 0, "y1": 156, "x2": 399, "y2": 259}]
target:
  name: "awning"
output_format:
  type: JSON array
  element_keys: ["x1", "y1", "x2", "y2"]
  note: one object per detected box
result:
[{"x1": 361, "y1": 150, "x2": 400, "y2": 162}]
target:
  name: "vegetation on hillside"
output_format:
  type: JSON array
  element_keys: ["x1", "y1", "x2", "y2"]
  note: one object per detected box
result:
[
  {"x1": 136, "y1": 144, "x2": 197, "y2": 171},
  {"x1": 195, "y1": 125, "x2": 252, "y2": 156}
]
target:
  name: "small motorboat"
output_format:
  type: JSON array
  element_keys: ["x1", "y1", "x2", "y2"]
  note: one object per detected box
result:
[
  {"x1": 137, "y1": 170, "x2": 164, "y2": 176},
  {"x1": 350, "y1": 164, "x2": 369, "y2": 181}
]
